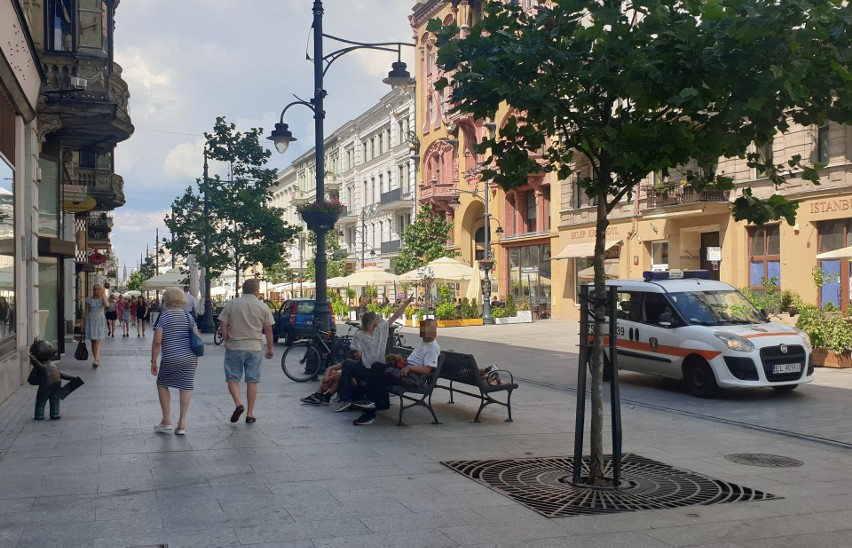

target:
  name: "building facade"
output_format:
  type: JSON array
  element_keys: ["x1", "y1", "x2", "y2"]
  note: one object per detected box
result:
[{"x1": 271, "y1": 90, "x2": 416, "y2": 285}]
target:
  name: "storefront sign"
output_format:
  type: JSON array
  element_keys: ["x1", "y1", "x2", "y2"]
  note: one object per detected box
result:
[
  {"x1": 569, "y1": 226, "x2": 619, "y2": 240},
  {"x1": 809, "y1": 198, "x2": 852, "y2": 215}
]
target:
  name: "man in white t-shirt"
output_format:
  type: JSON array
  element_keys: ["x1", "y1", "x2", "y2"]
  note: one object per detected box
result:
[
  {"x1": 351, "y1": 318, "x2": 440, "y2": 425},
  {"x1": 332, "y1": 295, "x2": 413, "y2": 412},
  {"x1": 182, "y1": 286, "x2": 198, "y2": 321}
]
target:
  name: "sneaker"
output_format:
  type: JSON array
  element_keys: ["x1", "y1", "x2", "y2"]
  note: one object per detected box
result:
[
  {"x1": 352, "y1": 399, "x2": 376, "y2": 411},
  {"x1": 331, "y1": 394, "x2": 341, "y2": 403},
  {"x1": 300, "y1": 393, "x2": 323, "y2": 404},
  {"x1": 332, "y1": 400, "x2": 353, "y2": 412},
  {"x1": 153, "y1": 423, "x2": 173, "y2": 433},
  {"x1": 353, "y1": 412, "x2": 375, "y2": 425},
  {"x1": 321, "y1": 393, "x2": 332, "y2": 405}
]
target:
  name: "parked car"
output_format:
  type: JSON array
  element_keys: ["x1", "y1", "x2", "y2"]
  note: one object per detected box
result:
[
  {"x1": 273, "y1": 299, "x2": 336, "y2": 345},
  {"x1": 598, "y1": 270, "x2": 813, "y2": 398}
]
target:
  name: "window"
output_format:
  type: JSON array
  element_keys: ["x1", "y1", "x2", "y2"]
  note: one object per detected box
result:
[
  {"x1": 756, "y1": 140, "x2": 774, "y2": 178},
  {"x1": 542, "y1": 186, "x2": 550, "y2": 230},
  {"x1": 651, "y1": 242, "x2": 669, "y2": 272},
  {"x1": 37, "y1": 157, "x2": 60, "y2": 237},
  {"x1": 524, "y1": 190, "x2": 536, "y2": 232},
  {"x1": 79, "y1": 150, "x2": 96, "y2": 168},
  {"x1": 573, "y1": 175, "x2": 597, "y2": 209},
  {"x1": 47, "y1": 0, "x2": 75, "y2": 52},
  {"x1": 0, "y1": 153, "x2": 15, "y2": 343},
  {"x1": 748, "y1": 225, "x2": 780, "y2": 288},
  {"x1": 427, "y1": 95, "x2": 435, "y2": 123},
  {"x1": 817, "y1": 124, "x2": 830, "y2": 165}
]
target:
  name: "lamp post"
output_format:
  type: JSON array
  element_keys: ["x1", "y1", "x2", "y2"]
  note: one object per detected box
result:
[
  {"x1": 198, "y1": 150, "x2": 216, "y2": 333},
  {"x1": 267, "y1": 0, "x2": 414, "y2": 333}
]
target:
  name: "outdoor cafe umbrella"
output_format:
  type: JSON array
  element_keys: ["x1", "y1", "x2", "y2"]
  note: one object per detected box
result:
[
  {"x1": 338, "y1": 266, "x2": 398, "y2": 287},
  {"x1": 816, "y1": 246, "x2": 852, "y2": 259},
  {"x1": 398, "y1": 256, "x2": 477, "y2": 282},
  {"x1": 326, "y1": 276, "x2": 348, "y2": 288},
  {"x1": 465, "y1": 260, "x2": 483, "y2": 312},
  {"x1": 141, "y1": 267, "x2": 186, "y2": 290}
]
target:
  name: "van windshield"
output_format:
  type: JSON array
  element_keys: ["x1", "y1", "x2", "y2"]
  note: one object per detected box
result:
[{"x1": 668, "y1": 290, "x2": 764, "y2": 326}]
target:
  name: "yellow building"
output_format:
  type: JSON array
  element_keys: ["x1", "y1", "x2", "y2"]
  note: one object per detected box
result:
[{"x1": 412, "y1": 1, "x2": 851, "y2": 319}]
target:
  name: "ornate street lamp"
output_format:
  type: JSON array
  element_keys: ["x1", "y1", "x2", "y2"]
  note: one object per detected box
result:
[{"x1": 267, "y1": 0, "x2": 414, "y2": 334}]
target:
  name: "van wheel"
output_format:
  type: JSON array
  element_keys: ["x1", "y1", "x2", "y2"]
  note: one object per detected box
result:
[
  {"x1": 772, "y1": 384, "x2": 798, "y2": 392},
  {"x1": 684, "y1": 359, "x2": 719, "y2": 398}
]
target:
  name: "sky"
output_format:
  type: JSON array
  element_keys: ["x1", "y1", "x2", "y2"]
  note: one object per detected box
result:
[{"x1": 111, "y1": 0, "x2": 416, "y2": 277}]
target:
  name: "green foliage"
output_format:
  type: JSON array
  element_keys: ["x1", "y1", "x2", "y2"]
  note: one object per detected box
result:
[
  {"x1": 796, "y1": 304, "x2": 852, "y2": 353},
  {"x1": 165, "y1": 117, "x2": 298, "y2": 294},
  {"x1": 345, "y1": 287, "x2": 356, "y2": 301},
  {"x1": 331, "y1": 300, "x2": 348, "y2": 317},
  {"x1": 516, "y1": 296, "x2": 531, "y2": 311},
  {"x1": 435, "y1": 301, "x2": 458, "y2": 320},
  {"x1": 303, "y1": 231, "x2": 348, "y2": 281},
  {"x1": 365, "y1": 286, "x2": 378, "y2": 299},
  {"x1": 392, "y1": 204, "x2": 457, "y2": 274},
  {"x1": 491, "y1": 306, "x2": 508, "y2": 319},
  {"x1": 739, "y1": 277, "x2": 782, "y2": 316},
  {"x1": 781, "y1": 290, "x2": 801, "y2": 312},
  {"x1": 460, "y1": 297, "x2": 478, "y2": 319},
  {"x1": 812, "y1": 265, "x2": 840, "y2": 291},
  {"x1": 504, "y1": 294, "x2": 517, "y2": 317},
  {"x1": 125, "y1": 270, "x2": 146, "y2": 291},
  {"x1": 437, "y1": 284, "x2": 453, "y2": 304}
]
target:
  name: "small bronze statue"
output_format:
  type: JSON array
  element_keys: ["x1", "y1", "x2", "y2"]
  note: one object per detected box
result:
[{"x1": 29, "y1": 339, "x2": 84, "y2": 420}]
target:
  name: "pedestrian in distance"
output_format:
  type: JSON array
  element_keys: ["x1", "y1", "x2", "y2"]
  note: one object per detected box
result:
[
  {"x1": 117, "y1": 296, "x2": 131, "y2": 336},
  {"x1": 151, "y1": 287, "x2": 202, "y2": 436},
  {"x1": 105, "y1": 294, "x2": 117, "y2": 337},
  {"x1": 130, "y1": 296, "x2": 138, "y2": 326},
  {"x1": 183, "y1": 286, "x2": 199, "y2": 321},
  {"x1": 218, "y1": 278, "x2": 274, "y2": 424},
  {"x1": 84, "y1": 284, "x2": 108, "y2": 368},
  {"x1": 136, "y1": 296, "x2": 149, "y2": 337}
]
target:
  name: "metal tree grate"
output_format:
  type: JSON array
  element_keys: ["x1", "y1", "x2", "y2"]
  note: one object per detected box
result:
[
  {"x1": 724, "y1": 453, "x2": 804, "y2": 468},
  {"x1": 442, "y1": 453, "x2": 778, "y2": 518}
]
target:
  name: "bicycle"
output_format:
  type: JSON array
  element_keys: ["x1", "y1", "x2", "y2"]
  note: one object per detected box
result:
[
  {"x1": 281, "y1": 324, "x2": 351, "y2": 382},
  {"x1": 213, "y1": 319, "x2": 224, "y2": 345}
]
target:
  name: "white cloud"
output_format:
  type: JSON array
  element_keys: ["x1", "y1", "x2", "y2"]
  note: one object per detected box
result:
[{"x1": 163, "y1": 139, "x2": 206, "y2": 181}]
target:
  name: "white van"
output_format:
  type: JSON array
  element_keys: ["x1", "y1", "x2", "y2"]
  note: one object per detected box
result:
[{"x1": 598, "y1": 270, "x2": 813, "y2": 397}]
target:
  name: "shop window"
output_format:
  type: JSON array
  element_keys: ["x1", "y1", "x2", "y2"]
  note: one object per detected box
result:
[
  {"x1": 47, "y1": 0, "x2": 75, "y2": 52},
  {"x1": 508, "y1": 245, "x2": 551, "y2": 306},
  {"x1": 0, "y1": 156, "x2": 15, "y2": 343},
  {"x1": 817, "y1": 124, "x2": 830, "y2": 165},
  {"x1": 748, "y1": 225, "x2": 780, "y2": 288},
  {"x1": 37, "y1": 158, "x2": 60, "y2": 238},
  {"x1": 651, "y1": 242, "x2": 669, "y2": 272}
]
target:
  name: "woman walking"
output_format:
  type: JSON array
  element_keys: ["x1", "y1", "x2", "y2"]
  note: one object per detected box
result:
[
  {"x1": 105, "y1": 295, "x2": 117, "y2": 337},
  {"x1": 151, "y1": 287, "x2": 200, "y2": 435},
  {"x1": 84, "y1": 284, "x2": 108, "y2": 368},
  {"x1": 130, "y1": 296, "x2": 138, "y2": 326},
  {"x1": 136, "y1": 296, "x2": 149, "y2": 337},
  {"x1": 117, "y1": 296, "x2": 131, "y2": 337}
]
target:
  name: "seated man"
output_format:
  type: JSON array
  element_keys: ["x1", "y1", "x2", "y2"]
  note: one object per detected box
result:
[{"x1": 351, "y1": 319, "x2": 440, "y2": 425}]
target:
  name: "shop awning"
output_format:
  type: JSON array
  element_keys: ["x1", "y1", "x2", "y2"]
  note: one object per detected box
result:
[
  {"x1": 553, "y1": 239, "x2": 622, "y2": 260},
  {"x1": 816, "y1": 246, "x2": 852, "y2": 259}
]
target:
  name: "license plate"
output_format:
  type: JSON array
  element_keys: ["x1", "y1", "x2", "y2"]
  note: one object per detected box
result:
[{"x1": 772, "y1": 363, "x2": 801, "y2": 374}]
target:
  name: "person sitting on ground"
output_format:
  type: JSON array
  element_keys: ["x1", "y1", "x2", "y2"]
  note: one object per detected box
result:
[
  {"x1": 300, "y1": 349, "x2": 361, "y2": 405},
  {"x1": 333, "y1": 296, "x2": 413, "y2": 412},
  {"x1": 351, "y1": 318, "x2": 440, "y2": 425}
]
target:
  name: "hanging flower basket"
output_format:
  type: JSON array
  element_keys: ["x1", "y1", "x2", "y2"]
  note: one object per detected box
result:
[
  {"x1": 297, "y1": 199, "x2": 345, "y2": 231},
  {"x1": 300, "y1": 211, "x2": 341, "y2": 231}
]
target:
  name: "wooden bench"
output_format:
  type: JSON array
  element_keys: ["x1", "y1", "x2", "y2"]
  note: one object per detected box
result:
[
  {"x1": 385, "y1": 345, "x2": 446, "y2": 426},
  {"x1": 435, "y1": 350, "x2": 518, "y2": 423}
]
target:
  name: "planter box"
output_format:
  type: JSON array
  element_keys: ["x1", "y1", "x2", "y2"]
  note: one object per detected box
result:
[
  {"x1": 811, "y1": 347, "x2": 852, "y2": 368},
  {"x1": 494, "y1": 316, "x2": 519, "y2": 325},
  {"x1": 300, "y1": 211, "x2": 341, "y2": 232},
  {"x1": 461, "y1": 319, "x2": 483, "y2": 326},
  {"x1": 516, "y1": 310, "x2": 533, "y2": 323},
  {"x1": 437, "y1": 319, "x2": 464, "y2": 328}
]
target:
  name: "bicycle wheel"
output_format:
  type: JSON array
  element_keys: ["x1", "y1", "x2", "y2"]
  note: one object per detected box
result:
[
  {"x1": 281, "y1": 343, "x2": 322, "y2": 382},
  {"x1": 213, "y1": 326, "x2": 224, "y2": 345}
]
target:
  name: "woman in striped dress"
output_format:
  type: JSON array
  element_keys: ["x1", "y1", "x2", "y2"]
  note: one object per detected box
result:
[{"x1": 150, "y1": 287, "x2": 201, "y2": 435}]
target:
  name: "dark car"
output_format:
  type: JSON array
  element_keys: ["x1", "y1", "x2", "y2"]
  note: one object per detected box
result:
[{"x1": 273, "y1": 299, "x2": 336, "y2": 345}]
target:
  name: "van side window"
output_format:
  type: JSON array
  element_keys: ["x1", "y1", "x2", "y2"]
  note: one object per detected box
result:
[
  {"x1": 616, "y1": 291, "x2": 638, "y2": 321},
  {"x1": 641, "y1": 293, "x2": 671, "y2": 326}
]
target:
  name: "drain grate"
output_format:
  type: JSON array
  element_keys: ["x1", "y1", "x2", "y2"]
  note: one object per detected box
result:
[
  {"x1": 724, "y1": 453, "x2": 804, "y2": 468},
  {"x1": 442, "y1": 453, "x2": 778, "y2": 518}
]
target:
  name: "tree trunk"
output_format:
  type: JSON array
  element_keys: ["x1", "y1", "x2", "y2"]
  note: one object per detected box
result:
[{"x1": 587, "y1": 187, "x2": 610, "y2": 485}]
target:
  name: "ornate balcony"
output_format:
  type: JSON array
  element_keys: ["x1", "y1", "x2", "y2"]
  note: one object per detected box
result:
[
  {"x1": 40, "y1": 55, "x2": 134, "y2": 151},
  {"x1": 78, "y1": 168, "x2": 125, "y2": 210},
  {"x1": 643, "y1": 182, "x2": 730, "y2": 209}
]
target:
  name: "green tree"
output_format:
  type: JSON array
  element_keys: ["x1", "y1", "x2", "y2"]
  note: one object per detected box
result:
[
  {"x1": 433, "y1": 0, "x2": 851, "y2": 484},
  {"x1": 125, "y1": 270, "x2": 146, "y2": 291},
  {"x1": 303, "y1": 231, "x2": 348, "y2": 281},
  {"x1": 165, "y1": 117, "x2": 298, "y2": 296},
  {"x1": 392, "y1": 204, "x2": 457, "y2": 274}
]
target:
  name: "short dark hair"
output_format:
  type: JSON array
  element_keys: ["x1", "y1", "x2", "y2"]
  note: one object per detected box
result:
[{"x1": 242, "y1": 278, "x2": 260, "y2": 294}]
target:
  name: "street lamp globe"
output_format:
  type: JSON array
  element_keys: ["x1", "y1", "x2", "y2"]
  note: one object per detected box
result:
[
  {"x1": 267, "y1": 122, "x2": 297, "y2": 154},
  {"x1": 382, "y1": 60, "x2": 416, "y2": 90}
]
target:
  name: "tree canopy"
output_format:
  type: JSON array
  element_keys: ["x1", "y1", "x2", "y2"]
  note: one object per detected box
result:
[
  {"x1": 392, "y1": 204, "x2": 457, "y2": 274},
  {"x1": 165, "y1": 117, "x2": 298, "y2": 295},
  {"x1": 432, "y1": 0, "x2": 852, "y2": 484}
]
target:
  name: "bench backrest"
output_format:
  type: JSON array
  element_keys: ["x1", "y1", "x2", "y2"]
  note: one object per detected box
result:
[{"x1": 437, "y1": 350, "x2": 481, "y2": 386}]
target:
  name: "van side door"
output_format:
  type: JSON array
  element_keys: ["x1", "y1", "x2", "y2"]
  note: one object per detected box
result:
[{"x1": 633, "y1": 292, "x2": 683, "y2": 377}]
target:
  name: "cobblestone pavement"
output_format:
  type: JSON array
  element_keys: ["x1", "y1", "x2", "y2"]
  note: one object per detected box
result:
[{"x1": 0, "y1": 321, "x2": 850, "y2": 547}]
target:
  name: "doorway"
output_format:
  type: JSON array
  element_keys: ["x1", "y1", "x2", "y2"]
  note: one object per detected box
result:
[{"x1": 700, "y1": 232, "x2": 721, "y2": 280}]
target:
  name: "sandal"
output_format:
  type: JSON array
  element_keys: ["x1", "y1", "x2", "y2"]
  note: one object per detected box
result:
[
  {"x1": 92, "y1": 362, "x2": 99, "y2": 369},
  {"x1": 245, "y1": 416, "x2": 256, "y2": 424},
  {"x1": 230, "y1": 405, "x2": 244, "y2": 423}
]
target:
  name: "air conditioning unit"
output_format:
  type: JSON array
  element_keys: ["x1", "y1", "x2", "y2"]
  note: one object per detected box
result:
[{"x1": 70, "y1": 77, "x2": 87, "y2": 90}]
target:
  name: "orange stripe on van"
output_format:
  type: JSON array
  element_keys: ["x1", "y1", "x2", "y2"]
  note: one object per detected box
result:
[
  {"x1": 741, "y1": 332, "x2": 801, "y2": 339},
  {"x1": 593, "y1": 336, "x2": 721, "y2": 361}
]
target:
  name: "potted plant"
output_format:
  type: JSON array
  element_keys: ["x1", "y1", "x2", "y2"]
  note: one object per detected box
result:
[
  {"x1": 797, "y1": 304, "x2": 852, "y2": 368},
  {"x1": 297, "y1": 198, "x2": 346, "y2": 231},
  {"x1": 516, "y1": 296, "x2": 533, "y2": 323}
]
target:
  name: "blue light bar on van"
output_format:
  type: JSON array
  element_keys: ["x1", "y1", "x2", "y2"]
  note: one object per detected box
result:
[{"x1": 643, "y1": 270, "x2": 711, "y2": 281}]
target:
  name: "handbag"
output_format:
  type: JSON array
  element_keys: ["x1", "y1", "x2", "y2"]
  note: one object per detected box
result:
[
  {"x1": 186, "y1": 311, "x2": 204, "y2": 356},
  {"x1": 74, "y1": 339, "x2": 88, "y2": 361}
]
